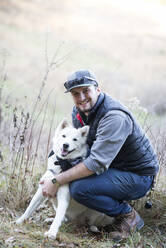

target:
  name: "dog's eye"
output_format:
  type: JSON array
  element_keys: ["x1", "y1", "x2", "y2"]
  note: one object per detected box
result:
[
  {"x1": 62, "y1": 135, "x2": 66, "y2": 138},
  {"x1": 73, "y1": 138, "x2": 77, "y2": 141}
]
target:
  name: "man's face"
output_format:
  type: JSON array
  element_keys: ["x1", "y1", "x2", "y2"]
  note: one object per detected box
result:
[{"x1": 70, "y1": 85, "x2": 101, "y2": 115}]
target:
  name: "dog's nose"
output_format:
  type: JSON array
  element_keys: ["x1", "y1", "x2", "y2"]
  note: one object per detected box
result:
[{"x1": 63, "y1": 143, "x2": 69, "y2": 149}]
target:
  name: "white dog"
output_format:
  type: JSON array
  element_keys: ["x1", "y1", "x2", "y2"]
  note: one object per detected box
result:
[{"x1": 16, "y1": 119, "x2": 113, "y2": 239}]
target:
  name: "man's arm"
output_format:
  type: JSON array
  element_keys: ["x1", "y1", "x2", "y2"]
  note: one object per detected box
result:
[
  {"x1": 41, "y1": 162, "x2": 94, "y2": 197},
  {"x1": 56, "y1": 162, "x2": 94, "y2": 184}
]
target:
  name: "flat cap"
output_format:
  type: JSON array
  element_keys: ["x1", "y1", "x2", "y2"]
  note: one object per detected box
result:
[{"x1": 64, "y1": 69, "x2": 98, "y2": 93}]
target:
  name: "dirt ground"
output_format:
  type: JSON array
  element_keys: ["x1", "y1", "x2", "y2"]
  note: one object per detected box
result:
[{"x1": 0, "y1": 0, "x2": 166, "y2": 114}]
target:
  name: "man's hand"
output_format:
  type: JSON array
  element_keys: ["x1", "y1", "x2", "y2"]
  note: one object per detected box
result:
[
  {"x1": 39, "y1": 162, "x2": 93, "y2": 198},
  {"x1": 40, "y1": 178, "x2": 59, "y2": 197}
]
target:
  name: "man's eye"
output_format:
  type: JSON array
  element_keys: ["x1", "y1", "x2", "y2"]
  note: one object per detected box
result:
[
  {"x1": 62, "y1": 135, "x2": 66, "y2": 138},
  {"x1": 72, "y1": 93, "x2": 79, "y2": 97},
  {"x1": 73, "y1": 138, "x2": 77, "y2": 141}
]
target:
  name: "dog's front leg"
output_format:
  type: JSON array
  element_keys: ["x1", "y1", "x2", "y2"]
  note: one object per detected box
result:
[
  {"x1": 44, "y1": 184, "x2": 70, "y2": 240},
  {"x1": 16, "y1": 186, "x2": 45, "y2": 224}
]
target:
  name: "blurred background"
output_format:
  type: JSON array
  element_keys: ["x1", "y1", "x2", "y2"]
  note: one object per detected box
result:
[{"x1": 0, "y1": 0, "x2": 166, "y2": 118}]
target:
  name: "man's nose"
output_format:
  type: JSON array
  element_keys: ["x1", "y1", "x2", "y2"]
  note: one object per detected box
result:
[{"x1": 79, "y1": 92, "x2": 86, "y2": 101}]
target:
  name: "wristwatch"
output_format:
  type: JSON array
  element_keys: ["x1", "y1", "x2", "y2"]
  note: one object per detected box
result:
[{"x1": 52, "y1": 178, "x2": 61, "y2": 187}]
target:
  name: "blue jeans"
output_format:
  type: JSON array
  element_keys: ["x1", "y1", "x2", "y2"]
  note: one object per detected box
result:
[{"x1": 69, "y1": 168, "x2": 153, "y2": 217}]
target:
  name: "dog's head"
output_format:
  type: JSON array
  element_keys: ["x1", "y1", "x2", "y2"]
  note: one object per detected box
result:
[{"x1": 52, "y1": 119, "x2": 89, "y2": 159}]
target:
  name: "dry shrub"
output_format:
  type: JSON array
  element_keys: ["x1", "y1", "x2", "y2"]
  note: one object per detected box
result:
[
  {"x1": 0, "y1": 41, "x2": 72, "y2": 209},
  {"x1": 0, "y1": 89, "x2": 56, "y2": 210},
  {"x1": 0, "y1": 43, "x2": 71, "y2": 209}
]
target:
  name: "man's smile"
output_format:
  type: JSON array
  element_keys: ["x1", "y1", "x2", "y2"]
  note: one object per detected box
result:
[
  {"x1": 71, "y1": 85, "x2": 101, "y2": 115},
  {"x1": 79, "y1": 100, "x2": 89, "y2": 106}
]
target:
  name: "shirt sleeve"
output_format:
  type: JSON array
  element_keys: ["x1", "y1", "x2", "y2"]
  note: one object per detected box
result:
[{"x1": 83, "y1": 110, "x2": 133, "y2": 175}]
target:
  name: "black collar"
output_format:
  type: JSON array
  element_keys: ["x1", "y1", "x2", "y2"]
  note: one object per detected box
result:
[{"x1": 54, "y1": 156, "x2": 83, "y2": 172}]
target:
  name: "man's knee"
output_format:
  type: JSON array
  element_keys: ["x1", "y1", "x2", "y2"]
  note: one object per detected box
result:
[{"x1": 69, "y1": 181, "x2": 85, "y2": 202}]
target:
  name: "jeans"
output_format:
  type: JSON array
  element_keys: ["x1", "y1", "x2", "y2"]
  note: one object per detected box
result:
[{"x1": 69, "y1": 168, "x2": 153, "y2": 217}]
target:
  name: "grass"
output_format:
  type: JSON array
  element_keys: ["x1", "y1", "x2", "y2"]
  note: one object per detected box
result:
[{"x1": 0, "y1": 192, "x2": 166, "y2": 248}]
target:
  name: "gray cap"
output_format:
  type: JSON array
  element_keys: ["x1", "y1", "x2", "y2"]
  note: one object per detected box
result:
[{"x1": 64, "y1": 69, "x2": 98, "y2": 93}]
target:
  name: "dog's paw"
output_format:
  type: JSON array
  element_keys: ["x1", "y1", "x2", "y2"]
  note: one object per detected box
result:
[{"x1": 44, "y1": 230, "x2": 57, "y2": 240}]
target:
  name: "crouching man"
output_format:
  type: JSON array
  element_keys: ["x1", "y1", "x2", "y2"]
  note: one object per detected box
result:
[{"x1": 42, "y1": 69, "x2": 159, "y2": 241}]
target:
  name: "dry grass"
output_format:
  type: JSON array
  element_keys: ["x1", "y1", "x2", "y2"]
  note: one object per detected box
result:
[{"x1": 0, "y1": 193, "x2": 166, "y2": 248}]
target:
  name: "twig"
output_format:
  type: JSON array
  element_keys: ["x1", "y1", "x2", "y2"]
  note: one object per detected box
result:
[
  {"x1": 30, "y1": 98, "x2": 49, "y2": 175},
  {"x1": 45, "y1": 93, "x2": 57, "y2": 163}
]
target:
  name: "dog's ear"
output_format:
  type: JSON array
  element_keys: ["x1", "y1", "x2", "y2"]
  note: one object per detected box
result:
[
  {"x1": 60, "y1": 118, "x2": 71, "y2": 130},
  {"x1": 80, "y1": 125, "x2": 89, "y2": 137},
  {"x1": 53, "y1": 119, "x2": 71, "y2": 140}
]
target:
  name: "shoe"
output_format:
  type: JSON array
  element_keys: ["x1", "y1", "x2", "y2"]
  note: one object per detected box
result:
[{"x1": 109, "y1": 208, "x2": 144, "y2": 241}]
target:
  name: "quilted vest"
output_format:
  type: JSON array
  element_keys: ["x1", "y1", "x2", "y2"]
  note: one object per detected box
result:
[{"x1": 72, "y1": 93, "x2": 159, "y2": 176}]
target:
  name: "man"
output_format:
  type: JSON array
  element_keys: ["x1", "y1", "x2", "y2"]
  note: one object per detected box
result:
[{"x1": 42, "y1": 69, "x2": 159, "y2": 240}]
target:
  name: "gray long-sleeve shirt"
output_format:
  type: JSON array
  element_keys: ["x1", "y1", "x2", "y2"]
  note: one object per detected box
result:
[{"x1": 83, "y1": 110, "x2": 133, "y2": 175}]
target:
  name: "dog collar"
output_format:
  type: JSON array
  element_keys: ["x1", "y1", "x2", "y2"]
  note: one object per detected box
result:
[{"x1": 56, "y1": 156, "x2": 83, "y2": 172}]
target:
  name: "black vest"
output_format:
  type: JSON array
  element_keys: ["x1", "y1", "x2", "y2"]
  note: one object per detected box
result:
[{"x1": 72, "y1": 93, "x2": 159, "y2": 176}]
